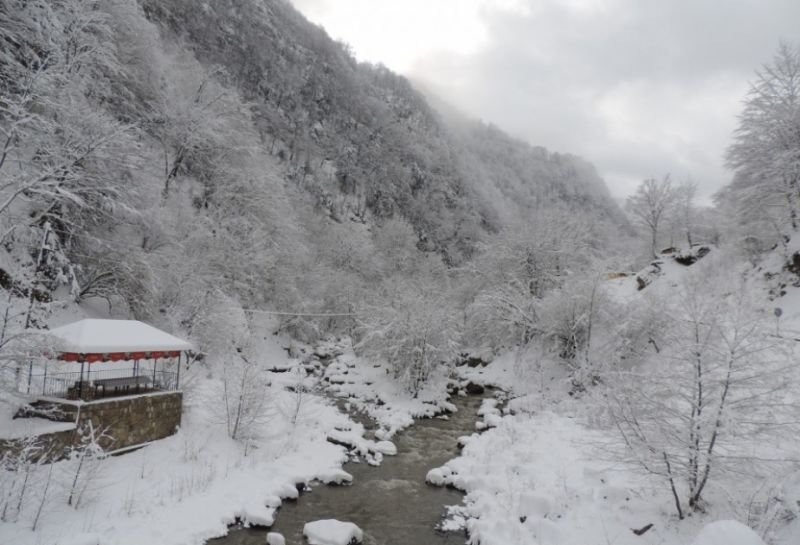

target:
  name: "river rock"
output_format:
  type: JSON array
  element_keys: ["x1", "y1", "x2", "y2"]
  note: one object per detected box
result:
[
  {"x1": 317, "y1": 468, "x2": 353, "y2": 486},
  {"x1": 266, "y1": 532, "x2": 285, "y2": 545},
  {"x1": 457, "y1": 435, "x2": 474, "y2": 449},
  {"x1": 426, "y1": 465, "x2": 453, "y2": 486},
  {"x1": 303, "y1": 519, "x2": 363, "y2": 545},
  {"x1": 372, "y1": 440, "x2": 397, "y2": 456},
  {"x1": 465, "y1": 382, "x2": 485, "y2": 394}
]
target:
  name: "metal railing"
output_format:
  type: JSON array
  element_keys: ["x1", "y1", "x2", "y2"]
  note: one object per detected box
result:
[{"x1": 21, "y1": 367, "x2": 178, "y2": 399}]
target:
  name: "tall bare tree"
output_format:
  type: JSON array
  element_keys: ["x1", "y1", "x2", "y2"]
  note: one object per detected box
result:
[
  {"x1": 674, "y1": 178, "x2": 698, "y2": 246},
  {"x1": 608, "y1": 256, "x2": 799, "y2": 518},
  {"x1": 627, "y1": 175, "x2": 675, "y2": 258}
]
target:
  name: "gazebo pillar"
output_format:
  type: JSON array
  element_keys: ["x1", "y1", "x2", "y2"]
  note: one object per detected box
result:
[
  {"x1": 176, "y1": 352, "x2": 182, "y2": 389},
  {"x1": 79, "y1": 358, "x2": 85, "y2": 399}
]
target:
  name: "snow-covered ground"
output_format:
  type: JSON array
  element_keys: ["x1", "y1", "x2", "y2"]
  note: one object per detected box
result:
[
  {"x1": 0, "y1": 329, "x2": 453, "y2": 545},
  {"x1": 429, "y1": 403, "x2": 699, "y2": 545},
  {"x1": 431, "y1": 245, "x2": 800, "y2": 545},
  {"x1": 5, "y1": 243, "x2": 800, "y2": 545},
  {"x1": 435, "y1": 354, "x2": 800, "y2": 545},
  {"x1": 0, "y1": 412, "x2": 75, "y2": 439},
  {"x1": 0, "y1": 329, "x2": 374, "y2": 545},
  {"x1": 0, "y1": 384, "x2": 355, "y2": 545}
]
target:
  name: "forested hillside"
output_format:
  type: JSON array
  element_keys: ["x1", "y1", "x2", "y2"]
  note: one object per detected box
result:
[{"x1": 0, "y1": 0, "x2": 626, "y2": 364}]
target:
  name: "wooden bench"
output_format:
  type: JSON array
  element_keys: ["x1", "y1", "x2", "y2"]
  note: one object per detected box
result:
[{"x1": 93, "y1": 376, "x2": 153, "y2": 397}]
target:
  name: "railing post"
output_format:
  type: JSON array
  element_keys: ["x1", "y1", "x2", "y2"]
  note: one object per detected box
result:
[{"x1": 26, "y1": 359, "x2": 33, "y2": 394}]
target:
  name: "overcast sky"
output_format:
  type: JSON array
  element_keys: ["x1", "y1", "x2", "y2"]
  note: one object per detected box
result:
[{"x1": 291, "y1": 0, "x2": 800, "y2": 201}]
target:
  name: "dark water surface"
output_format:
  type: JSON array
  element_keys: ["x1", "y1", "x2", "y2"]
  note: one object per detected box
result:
[{"x1": 210, "y1": 394, "x2": 486, "y2": 545}]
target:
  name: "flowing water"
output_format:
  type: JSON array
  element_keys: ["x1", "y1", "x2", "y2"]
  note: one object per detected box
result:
[{"x1": 211, "y1": 393, "x2": 488, "y2": 545}]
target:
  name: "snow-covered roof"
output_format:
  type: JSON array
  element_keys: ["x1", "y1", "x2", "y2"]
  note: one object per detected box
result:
[{"x1": 48, "y1": 319, "x2": 192, "y2": 353}]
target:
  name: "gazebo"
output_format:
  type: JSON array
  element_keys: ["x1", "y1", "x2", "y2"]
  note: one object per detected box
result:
[{"x1": 41, "y1": 319, "x2": 193, "y2": 400}]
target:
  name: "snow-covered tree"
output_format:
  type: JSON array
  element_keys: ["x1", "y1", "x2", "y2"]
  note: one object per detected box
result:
[
  {"x1": 724, "y1": 42, "x2": 800, "y2": 236},
  {"x1": 357, "y1": 278, "x2": 459, "y2": 397},
  {"x1": 0, "y1": 0, "x2": 136, "y2": 230},
  {"x1": 535, "y1": 269, "x2": 608, "y2": 389},
  {"x1": 220, "y1": 351, "x2": 273, "y2": 452},
  {"x1": 464, "y1": 207, "x2": 594, "y2": 349},
  {"x1": 626, "y1": 175, "x2": 676, "y2": 258},
  {"x1": 608, "y1": 256, "x2": 799, "y2": 518},
  {"x1": 673, "y1": 178, "x2": 699, "y2": 247}
]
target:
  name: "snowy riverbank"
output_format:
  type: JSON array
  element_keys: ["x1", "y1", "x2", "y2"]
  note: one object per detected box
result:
[
  {"x1": 430, "y1": 348, "x2": 800, "y2": 545},
  {"x1": 0, "y1": 336, "x2": 372, "y2": 545},
  {"x1": 0, "y1": 335, "x2": 463, "y2": 545}
]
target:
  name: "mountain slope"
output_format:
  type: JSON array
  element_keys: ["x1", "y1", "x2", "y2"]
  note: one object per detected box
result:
[{"x1": 137, "y1": 0, "x2": 626, "y2": 263}]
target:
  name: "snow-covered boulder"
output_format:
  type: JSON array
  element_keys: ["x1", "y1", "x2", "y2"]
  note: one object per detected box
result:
[
  {"x1": 691, "y1": 520, "x2": 766, "y2": 545},
  {"x1": 636, "y1": 261, "x2": 663, "y2": 290},
  {"x1": 277, "y1": 482, "x2": 300, "y2": 500},
  {"x1": 303, "y1": 519, "x2": 364, "y2": 545},
  {"x1": 373, "y1": 440, "x2": 397, "y2": 456},
  {"x1": 457, "y1": 435, "x2": 474, "y2": 448},
  {"x1": 426, "y1": 466, "x2": 454, "y2": 486},
  {"x1": 266, "y1": 532, "x2": 285, "y2": 545},
  {"x1": 477, "y1": 399, "x2": 498, "y2": 416},
  {"x1": 240, "y1": 504, "x2": 276, "y2": 526},
  {"x1": 317, "y1": 468, "x2": 353, "y2": 485},
  {"x1": 441, "y1": 400, "x2": 457, "y2": 413},
  {"x1": 672, "y1": 245, "x2": 711, "y2": 266}
]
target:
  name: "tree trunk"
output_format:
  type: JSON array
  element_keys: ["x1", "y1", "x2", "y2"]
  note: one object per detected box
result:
[{"x1": 663, "y1": 451, "x2": 684, "y2": 520}]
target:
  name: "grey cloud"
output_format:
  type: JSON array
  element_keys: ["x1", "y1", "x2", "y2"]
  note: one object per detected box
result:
[{"x1": 410, "y1": 0, "x2": 800, "y2": 200}]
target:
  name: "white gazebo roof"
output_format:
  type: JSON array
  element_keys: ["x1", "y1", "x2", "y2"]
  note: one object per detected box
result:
[{"x1": 49, "y1": 319, "x2": 192, "y2": 354}]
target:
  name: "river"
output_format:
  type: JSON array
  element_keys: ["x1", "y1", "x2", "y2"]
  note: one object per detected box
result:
[{"x1": 210, "y1": 392, "x2": 487, "y2": 545}]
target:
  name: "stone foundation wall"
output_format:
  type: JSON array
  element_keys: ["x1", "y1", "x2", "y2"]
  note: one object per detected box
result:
[{"x1": 1, "y1": 392, "x2": 182, "y2": 461}]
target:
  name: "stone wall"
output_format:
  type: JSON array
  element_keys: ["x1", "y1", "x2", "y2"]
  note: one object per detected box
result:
[{"x1": 1, "y1": 392, "x2": 182, "y2": 461}]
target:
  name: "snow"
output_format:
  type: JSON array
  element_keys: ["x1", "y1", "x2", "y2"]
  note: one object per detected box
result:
[
  {"x1": 319, "y1": 343, "x2": 455, "y2": 439},
  {"x1": 0, "y1": 415, "x2": 75, "y2": 439},
  {"x1": 692, "y1": 521, "x2": 766, "y2": 545},
  {"x1": 428, "y1": 251, "x2": 800, "y2": 545},
  {"x1": 3, "y1": 292, "x2": 795, "y2": 545},
  {"x1": 372, "y1": 440, "x2": 397, "y2": 456},
  {"x1": 0, "y1": 402, "x2": 354, "y2": 544},
  {"x1": 325, "y1": 428, "x2": 395, "y2": 460},
  {"x1": 302, "y1": 519, "x2": 363, "y2": 545},
  {"x1": 239, "y1": 505, "x2": 276, "y2": 527},
  {"x1": 428, "y1": 408, "x2": 691, "y2": 545},
  {"x1": 60, "y1": 534, "x2": 101, "y2": 545},
  {"x1": 0, "y1": 333, "x2": 368, "y2": 545},
  {"x1": 317, "y1": 468, "x2": 353, "y2": 485},
  {"x1": 266, "y1": 532, "x2": 285, "y2": 545},
  {"x1": 48, "y1": 319, "x2": 192, "y2": 353},
  {"x1": 425, "y1": 466, "x2": 451, "y2": 487},
  {"x1": 0, "y1": 388, "x2": 77, "y2": 438}
]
